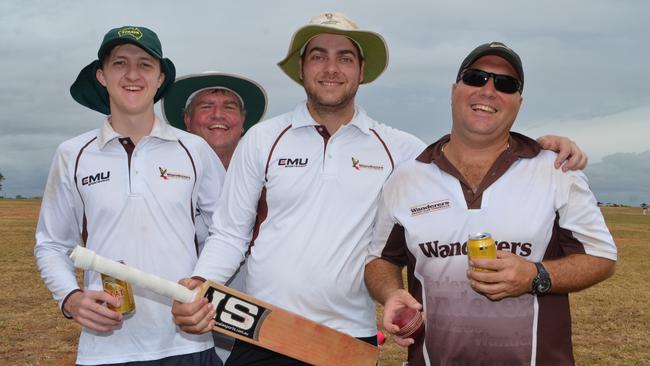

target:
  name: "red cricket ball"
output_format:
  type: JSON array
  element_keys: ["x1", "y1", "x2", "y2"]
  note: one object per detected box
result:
[{"x1": 393, "y1": 307, "x2": 424, "y2": 339}]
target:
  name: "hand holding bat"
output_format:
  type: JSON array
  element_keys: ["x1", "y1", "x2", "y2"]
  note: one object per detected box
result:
[{"x1": 69, "y1": 246, "x2": 378, "y2": 365}]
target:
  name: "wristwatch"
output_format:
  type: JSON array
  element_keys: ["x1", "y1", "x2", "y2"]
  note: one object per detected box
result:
[{"x1": 531, "y1": 262, "x2": 552, "y2": 296}]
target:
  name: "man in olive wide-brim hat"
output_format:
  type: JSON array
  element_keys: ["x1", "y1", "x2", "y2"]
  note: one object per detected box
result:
[
  {"x1": 162, "y1": 72, "x2": 267, "y2": 364},
  {"x1": 35, "y1": 26, "x2": 225, "y2": 365},
  {"x1": 171, "y1": 13, "x2": 587, "y2": 366},
  {"x1": 162, "y1": 72, "x2": 267, "y2": 170}
]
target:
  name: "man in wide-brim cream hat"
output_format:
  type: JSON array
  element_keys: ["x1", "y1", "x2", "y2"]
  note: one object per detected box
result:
[
  {"x1": 172, "y1": 13, "x2": 424, "y2": 365},
  {"x1": 172, "y1": 13, "x2": 588, "y2": 366},
  {"x1": 277, "y1": 11, "x2": 388, "y2": 85}
]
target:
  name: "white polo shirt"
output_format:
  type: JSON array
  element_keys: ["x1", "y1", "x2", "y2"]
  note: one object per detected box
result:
[
  {"x1": 369, "y1": 133, "x2": 617, "y2": 366},
  {"x1": 35, "y1": 117, "x2": 225, "y2": 365},
  {"x1": 194, "y1": 102, "x2": 425, "y2": 337}
]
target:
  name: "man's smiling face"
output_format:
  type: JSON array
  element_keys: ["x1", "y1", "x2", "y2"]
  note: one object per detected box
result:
[
  {"x1": 184, "y1": 89, "x2": 245, "y2": 153},
  {"x1": 451, "y1": 55, "x2": 523, "y2": 142}
]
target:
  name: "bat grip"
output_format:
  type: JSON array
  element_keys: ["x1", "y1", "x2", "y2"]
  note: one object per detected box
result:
[{"x1": 69, "y1": 246, "x2": 197, "y2": 303}]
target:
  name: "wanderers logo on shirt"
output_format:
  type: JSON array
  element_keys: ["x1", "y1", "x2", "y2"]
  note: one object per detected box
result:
[
  {"x1": 351, "y1": 157, "x2": 384, "y2": 171},
  {"x1": 410, "y1": 200, "x2": 451, "y2": 216},
  {"x1": 159, "y1": 167, "x2": 191, "y2": 181}
]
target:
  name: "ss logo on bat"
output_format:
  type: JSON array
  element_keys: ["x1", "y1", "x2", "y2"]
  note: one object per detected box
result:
[{"x1": 204, "y1": 287, "x2": 271, "y2": 340}]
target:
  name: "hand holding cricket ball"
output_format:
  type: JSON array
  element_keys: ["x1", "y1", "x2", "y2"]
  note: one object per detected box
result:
[
  {"x1": 69, "y1": 246, "x2": 378, "y2": 365},
  {"x1": 382, "y1": 289, "x2": 425, "y2": 347},
  {"x1": 393, "y1": 308, "x2": 424, "y2": 339}
]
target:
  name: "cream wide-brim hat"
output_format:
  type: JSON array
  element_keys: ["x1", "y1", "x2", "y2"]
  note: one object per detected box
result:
[{"x1": 277, "y1": 12, "x2": 388, "y2": 85}]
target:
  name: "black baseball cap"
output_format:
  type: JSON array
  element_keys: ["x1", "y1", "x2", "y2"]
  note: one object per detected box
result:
[{"x1": 456, "y1": 41, "x2": 524, "y2": 93}]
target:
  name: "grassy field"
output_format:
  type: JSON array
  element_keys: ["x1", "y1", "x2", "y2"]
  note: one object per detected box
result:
[{"x1": 0, "y1": 199, "x2": 648, "y2": 365}]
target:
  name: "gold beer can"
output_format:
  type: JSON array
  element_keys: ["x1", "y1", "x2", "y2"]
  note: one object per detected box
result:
[
  {"x1": 468, "y1": 232, "x2": 496, "y2": 272},
  {"x1": 101, "y1": 262, "x2": 135, "y2": 314}
]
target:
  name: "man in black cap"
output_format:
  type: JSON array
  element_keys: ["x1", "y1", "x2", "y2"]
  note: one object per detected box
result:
[
  {"x1": 35, "y1": 26, "x2": 225, "y2": 365},
  {"x1": 365, "y1": 41, "x2": 617, "y2": 365}
]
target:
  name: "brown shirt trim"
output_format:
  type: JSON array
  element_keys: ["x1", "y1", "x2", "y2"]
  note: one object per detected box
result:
[
  {"x1": 417, "y1": 132, "x2": 542, "y2": 209},
  {"x1": 369, "y1": 128, "x2": 395, "y2": 172},
  {"x1": 535, "y1": 213, "x2": 582, "y2": 365},
  {"x1": 73, "y1": 136, "x2": 97, "y2": 247},
  {"x1": 255, "y1": 126, "x2": 293, "y2": 252},
  {"x1": 178, "y1": 140, "x2": 199, "y2": 255},
  {"x1": 61, "y1": 288, "x2": 83, "y2": 319},
  {"x1": 264, "y1": 125, "x2": 292, "y2": 181},
  {"x1": 314, "y1": 125, "x2": 331, "y2": 161}
]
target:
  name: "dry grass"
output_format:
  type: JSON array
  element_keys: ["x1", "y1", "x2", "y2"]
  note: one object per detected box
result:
[
  {"x1": 0, "y1": 199, "x2": 78, "y2": 365},
  {"x1": 0, "y1": 200, "x2": 647, "y2": 365}
]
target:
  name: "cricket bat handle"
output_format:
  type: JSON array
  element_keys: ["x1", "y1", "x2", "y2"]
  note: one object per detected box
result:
[{"x1": 69, "y1": 246, "x2": 196, "y2": 303}]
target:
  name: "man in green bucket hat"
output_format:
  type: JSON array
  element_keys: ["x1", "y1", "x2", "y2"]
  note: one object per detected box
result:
[
  {"x1": 162, "y1": 72, "x2": 267, "y2": 169},
  {"x1": 162, "y1": 72, "x2": 267, "y2": 363},
  {"x1": 171, "y1": 13, "x2": 587, "y2": 365},
  {"x1": 35, "y1": 26, "x2": 225, "y2": 365}
]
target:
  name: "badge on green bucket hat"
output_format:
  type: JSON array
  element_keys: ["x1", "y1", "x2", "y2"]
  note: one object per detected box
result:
[{"x1": 70, "y1": 26, "x2": 176, "y2": 115}]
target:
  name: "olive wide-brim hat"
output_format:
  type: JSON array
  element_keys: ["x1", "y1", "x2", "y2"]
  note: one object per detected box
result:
[
  {"x1": 278, "y1": 12, "x2": 388, "y2": 85},
  {"x1": 70, "y1": 26, "x2": 176, "y2": 115},
  {"x1": 161, "y1": 72, "x2": 267, "y2": 132}
]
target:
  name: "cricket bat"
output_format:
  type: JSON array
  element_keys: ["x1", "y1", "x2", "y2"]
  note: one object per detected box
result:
[{"x1": 69, "y1": 246, "x2": 378, "y2": 365}]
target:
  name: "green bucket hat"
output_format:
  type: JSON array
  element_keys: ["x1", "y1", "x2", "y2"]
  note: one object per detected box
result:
[
  {"x1": 278, "y1": 12, "x2": 388, "y2": 85},
  {"x1": 161, "y1": 72, "x2": 267, "y2": 132},
  {"x1": 70, "y1": 26, "x2": 176, "y2": 115}
]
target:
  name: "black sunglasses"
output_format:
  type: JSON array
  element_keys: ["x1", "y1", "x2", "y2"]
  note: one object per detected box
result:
[{"x1": 459, "y1": 69, "x2": 521, "y2": 94}]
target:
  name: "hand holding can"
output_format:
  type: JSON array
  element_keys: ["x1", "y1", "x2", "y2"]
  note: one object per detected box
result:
[{"x1": 101, "y1": 261, "x2": 136, "y2": 314}]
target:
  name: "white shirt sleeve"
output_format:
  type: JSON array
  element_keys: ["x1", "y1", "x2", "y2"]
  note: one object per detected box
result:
[
  {"x1": 34, "y1": 143, "x2": 84, "y2": 310},
  {"x1": 381, "y1": 124, "x2": 427, "y2": 166},
  {"x1": 193, "y1": 127, "x2": 266, "y2": 283},
  {"x1": 555, "y1": 171, "x2": 617, "y2": 260},
  {"x1": 193, "y1": 140, "x2": 226, "y2": 253}
]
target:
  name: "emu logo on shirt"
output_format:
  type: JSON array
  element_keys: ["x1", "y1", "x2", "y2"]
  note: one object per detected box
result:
[
  {"x1": 278, "y1": 158, "x2": 309, "y2": 167},
  {"x1": 81, "y1": 171, "x2": 110, "y2": 186},
  {"x1": 204, "y1": 287, "x2": 270, "y2": 340}
]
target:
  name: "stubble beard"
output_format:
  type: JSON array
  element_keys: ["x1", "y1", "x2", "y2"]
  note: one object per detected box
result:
[{"x1": 304, "y1": 83, "x2": 359, "y2": 115}]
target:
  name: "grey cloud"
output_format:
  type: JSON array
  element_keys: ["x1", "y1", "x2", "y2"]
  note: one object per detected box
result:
[
  {"x1": 1, "y1": 0, "x2": 648, "y2": 202},
  {"x1": 586, "y1": 151, "x2": 650, "y2": 206}
]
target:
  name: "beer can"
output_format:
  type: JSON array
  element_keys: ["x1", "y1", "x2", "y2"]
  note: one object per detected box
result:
[
  {"x1": 468, "y1": 232, "x2": 496, "y2": 272},
  {"x1": 101, "y1": 262, "x2": 135, "y2": 314}
]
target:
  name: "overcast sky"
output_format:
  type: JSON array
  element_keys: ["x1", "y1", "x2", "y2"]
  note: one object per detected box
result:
[{"x1": 0, "y1": 0, "x2": 648, "y2": 205}]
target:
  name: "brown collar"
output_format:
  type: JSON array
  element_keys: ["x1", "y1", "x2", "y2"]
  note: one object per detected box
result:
[{"x1": 416, "y1": 132, "x2": 541, "y2": 209}]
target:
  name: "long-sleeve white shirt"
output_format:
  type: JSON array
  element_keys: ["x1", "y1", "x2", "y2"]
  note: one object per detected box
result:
[
  {"x1": 35, "y1": 117, "x2": 225, "y2": 364},
  {"x1": 194, "y1": 102, "x2": 425, "y2": 337}
]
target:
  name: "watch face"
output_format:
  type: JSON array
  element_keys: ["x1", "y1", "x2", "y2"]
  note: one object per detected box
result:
[{"x1": 537, "y1": 279, "x2": 551, "y2": 293}]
